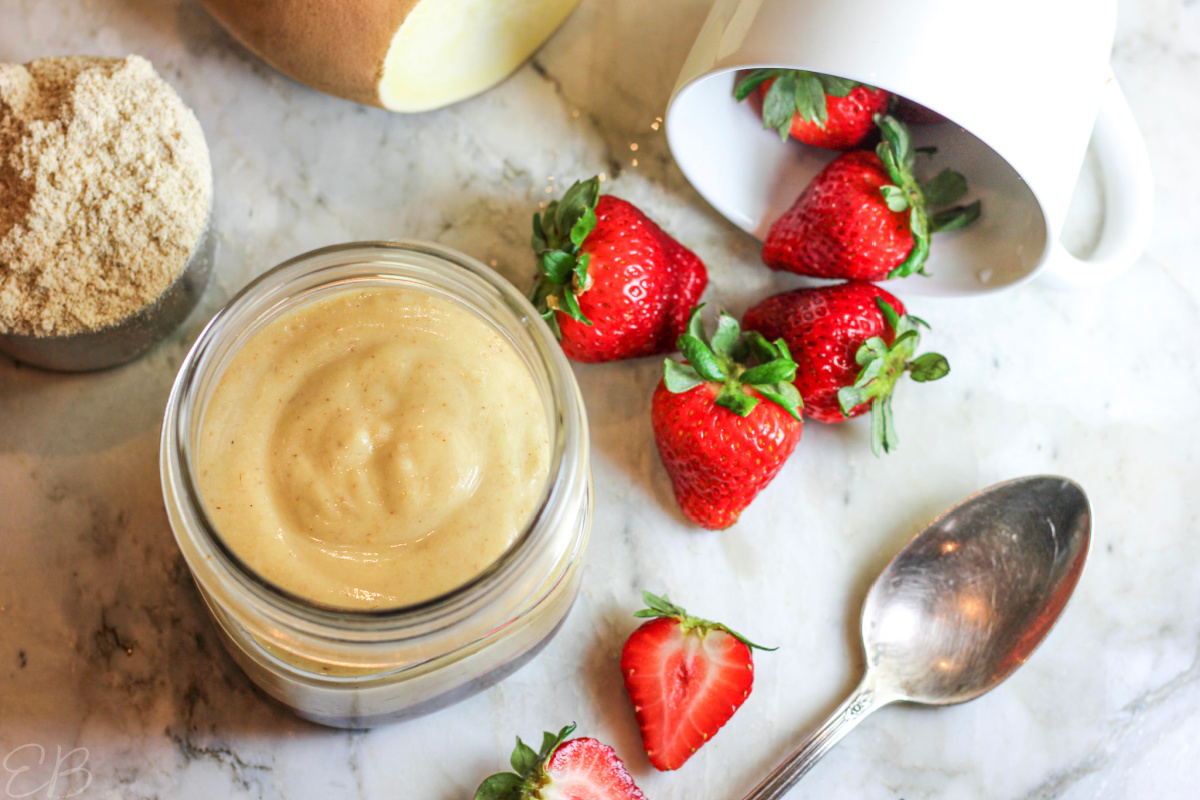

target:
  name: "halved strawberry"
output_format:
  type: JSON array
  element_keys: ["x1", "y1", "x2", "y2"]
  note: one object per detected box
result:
[
  {"x1": 474, "y1": 724, "x2": 646, "y2": 800},
  {"x1": 621, "y1": 591, "x2": 774, "y2": 771}
]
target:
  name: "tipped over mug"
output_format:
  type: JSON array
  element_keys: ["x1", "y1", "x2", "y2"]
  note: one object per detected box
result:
[{"x1": 666, "y1": 0, "x2": 1154, "y2": 296}]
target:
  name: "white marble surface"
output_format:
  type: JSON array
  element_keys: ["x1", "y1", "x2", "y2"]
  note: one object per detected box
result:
[{"x1": 1, "y1": 1, "x2": 1199, "y2": 798}]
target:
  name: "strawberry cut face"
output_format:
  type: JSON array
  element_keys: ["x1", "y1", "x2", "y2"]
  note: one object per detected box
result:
[
  {"x1": 541, "y1": 738, "x2": 646, "y2": 800},
  {"x1": 621, "y1": 616, "x2": 754, "y2": 771},
  {"x1": 473, "y1": 727, "x2": 646, "y2": 800}
]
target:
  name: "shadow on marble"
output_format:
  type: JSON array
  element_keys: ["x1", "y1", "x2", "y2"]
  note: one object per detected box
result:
[
  {"x1": 572, "y1": 356, "x2": 687, "y2": 522},
  {"x1": 578, "y1": 604, "x2": 649, "y2": 771},
  {"x1": 0, "y1": 332, "x2": 191, "y2": 457}
]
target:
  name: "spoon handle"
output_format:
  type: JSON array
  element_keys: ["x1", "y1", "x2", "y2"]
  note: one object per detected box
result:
[{"x1": 742, "y1": 679, "x2": 886, "y2": 800}]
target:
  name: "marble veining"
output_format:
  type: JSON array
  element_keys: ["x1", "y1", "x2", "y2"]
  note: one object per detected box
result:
[{"x1": 1, "y1": 1, "x2": 1199, "y2": 798}]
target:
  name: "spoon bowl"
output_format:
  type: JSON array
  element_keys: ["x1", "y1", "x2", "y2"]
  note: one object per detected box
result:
[
  {"x1": 863, "y1": 476, "x2": 1091, "y2": 705},
  {"x1": 744, "y1": 475, "x2": 1091, "y2": 800}
]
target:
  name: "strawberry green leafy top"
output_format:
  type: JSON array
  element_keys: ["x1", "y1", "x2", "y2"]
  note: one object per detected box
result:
[
  {"x1": 874, "y1": 114, "x2": 982, "y2": 278},
  {"x1": 474, "y1": 724, "x2": 577, "y2": 800},
  {"x1": 664, "y1": 306, "x2": 804, "y2": 421},
  {"x1": 635, "y1": 591, "x2": 776, "y2": 651},
  {"x1": 838, "y1": 297, "x2": 950, "y2": 456},
  {"x1": 734, "y1": 68, "x2": 868, "y2": 139},
  {"x1": 529, "y1": 176, "x2": 600, "y2": 338}
]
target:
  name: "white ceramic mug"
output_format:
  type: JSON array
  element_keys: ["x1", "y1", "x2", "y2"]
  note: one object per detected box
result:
[{"x1": 665, "y1": 0, "x2": 1154, "y2": 296}]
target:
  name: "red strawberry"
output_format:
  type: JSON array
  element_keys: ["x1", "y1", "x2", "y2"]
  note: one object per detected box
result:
[
  {"x1": 652, "y1": 307, "x2": 803, "y2": 529},
  {"x1": 765, "y1": 150, "x2": 911, "y2": 281},
  {"x1": 621, "y1": 591, "x2": 774, "y2": 771},
  {"x1": 743, "y1": 281, "x2": 950, "y2": 455},
  {"x1": 530, "y1": 177, "x2": 707, "y2": 363},
  {"x1": 735, "y1": 68, "x2": 890, "y2": 150},
  {"x1": 474, "y1": 724, "x2": 646, "y2": 800},
  {"x1": 648, "y1": 218, "x2": 708, "y2": 353},
  {"x1": 763, "y1": 115, "x2": 981, "y2": 281}
]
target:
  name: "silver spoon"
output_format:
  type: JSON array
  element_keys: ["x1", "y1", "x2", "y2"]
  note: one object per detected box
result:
[{"x1": 744, "y1": 475, "x2": 1091, "y2": 800}]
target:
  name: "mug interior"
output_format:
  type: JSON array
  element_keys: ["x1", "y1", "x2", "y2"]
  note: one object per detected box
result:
[{"x1": 667, "y1": 69, "x2": 1049, "y2": 297}]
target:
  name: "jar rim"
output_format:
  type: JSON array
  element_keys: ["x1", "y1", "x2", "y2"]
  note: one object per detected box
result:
[{"x1": 161, "y1": 240, "x2": 588, "y2": 631}]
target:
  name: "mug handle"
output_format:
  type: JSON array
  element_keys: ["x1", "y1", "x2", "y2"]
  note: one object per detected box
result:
[{"x1": 1040, "y1": 74, "x2": 1154, "y2": 289}]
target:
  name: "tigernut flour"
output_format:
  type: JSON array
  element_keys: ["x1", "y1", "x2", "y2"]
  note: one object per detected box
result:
[{"x1": 0, "y1": 55, "x2": 212, "y2": 336}]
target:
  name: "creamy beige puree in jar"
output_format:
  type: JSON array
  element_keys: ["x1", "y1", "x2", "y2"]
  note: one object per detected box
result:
[
  {"x1": 196, "y1": 286, "x2": 550, "y2": 609},
  {"x1": 163, "y1": 242, "x2": 591, "y2": 726}
]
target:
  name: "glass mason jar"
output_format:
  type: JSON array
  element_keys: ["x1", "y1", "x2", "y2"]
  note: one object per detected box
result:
[{"x1": 160, "y1": 241, "x2": 592, "y2": 727}]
